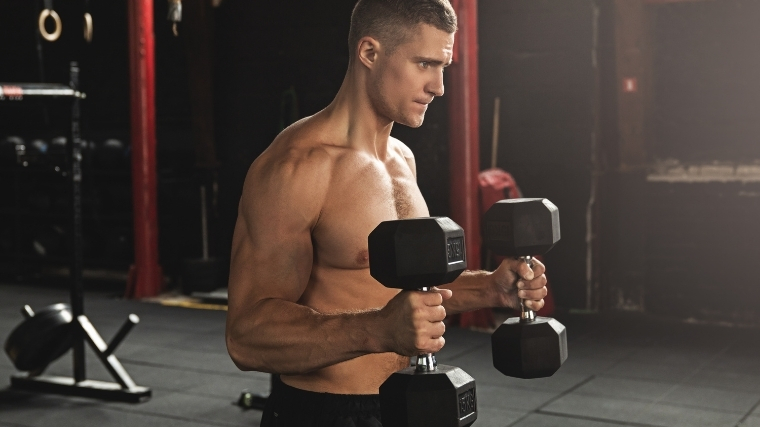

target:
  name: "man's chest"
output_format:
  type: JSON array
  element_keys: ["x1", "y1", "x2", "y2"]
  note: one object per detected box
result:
[{"x1": 312, "y1": 162, "x2": 428, "y2": 270}]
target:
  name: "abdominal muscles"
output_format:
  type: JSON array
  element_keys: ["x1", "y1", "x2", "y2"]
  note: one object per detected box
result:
[{"x1": 285, "y1": 263, "x2": 409, "y2": 394}]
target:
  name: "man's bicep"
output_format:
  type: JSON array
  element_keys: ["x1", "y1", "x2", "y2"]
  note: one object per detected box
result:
[
  {"x1": 228, "y1": 193, "x2": 313, "y2": 311},
  {"x1": 228, "y1": 200, "x2": 314, "y2": 310},
  {"x1": 227, "y1": 149, "x2": 330, "y2": 315}
]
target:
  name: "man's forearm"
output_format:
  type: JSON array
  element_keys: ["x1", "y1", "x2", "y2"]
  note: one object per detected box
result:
[
  {"x1": 440, "y1": 270, "x2": 499, "y2": 315},
  {"x1": 226, "y1": 298, "x2": 388, "y2": 375}
]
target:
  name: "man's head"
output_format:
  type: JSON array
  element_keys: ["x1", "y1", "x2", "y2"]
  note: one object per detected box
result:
[
  {"x1": 348, "y1": 0, "x2": 457, "y2": 128},
  {"x1": 348, "y1": 0, "x2": 457, "y2": 59}
]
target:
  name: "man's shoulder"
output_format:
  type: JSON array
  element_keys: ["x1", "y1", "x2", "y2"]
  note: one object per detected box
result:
[
  {"x1": 389, "y1": 136, "x2": 414, "y2": 160},
  {"x1": 253, "y1": 122, "x2": 335, "y2": 183},
  {"x1": 241, "y1": 129, "x2": 332, "y2": 222},
  {"x1": 388, "y1": 137, "x2": 416, "y2": 177}
]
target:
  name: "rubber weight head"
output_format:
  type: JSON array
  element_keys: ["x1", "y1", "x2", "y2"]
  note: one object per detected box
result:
[
  {"x1": 4, "y1": 303, "x2": 75, "y2": 372},
  {"x1": 368, "y1": 217, "x2": 467, "y2": 290},
  {"x1": 484, "y1": 198, "x2": 560, "y2": 257},
  {"x1": 380, "y1": 365, "x2": 477, "y2": 427},
  {"x1": 491, "y1": 317, "x2": 567, "y2": 379}
]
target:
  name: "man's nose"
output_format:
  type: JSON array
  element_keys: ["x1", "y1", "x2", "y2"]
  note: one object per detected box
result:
[{"x1": 428, "y1": 71, "x2": 445, "y2": 97}]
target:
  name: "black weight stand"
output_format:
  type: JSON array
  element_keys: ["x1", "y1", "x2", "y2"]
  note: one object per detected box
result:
[{"x1": 3, "y1": 63, "x2": 151, "y2": 403}]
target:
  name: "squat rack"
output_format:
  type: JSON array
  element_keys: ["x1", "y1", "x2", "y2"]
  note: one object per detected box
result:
[{"x1": 1, "y1": 63, "x2": 151, "y2": 403}]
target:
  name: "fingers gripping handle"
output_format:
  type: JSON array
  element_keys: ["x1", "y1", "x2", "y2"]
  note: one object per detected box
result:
[
  {"x1": 520, "y1": 257, "x2": 536, "y2": 323},
  {"x1": 415, "y1": 286, "x2": 438, "y2": 372}
]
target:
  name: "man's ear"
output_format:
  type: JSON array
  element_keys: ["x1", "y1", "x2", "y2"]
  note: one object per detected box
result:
[{"x1": 357, "y1": 36, "x2": 381, "y2": 69}]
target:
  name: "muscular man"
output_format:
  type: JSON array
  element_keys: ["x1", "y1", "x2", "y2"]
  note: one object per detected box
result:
[{"x1": 226, "y1": 1, "x2": 548, "y2": 425}]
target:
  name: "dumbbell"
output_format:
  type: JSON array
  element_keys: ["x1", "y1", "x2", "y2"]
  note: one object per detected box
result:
[
  {"x1": 369, "y1": 217, "x2": 477, "y2": 427},
  {"x1": 484, "y1": 198, "x2": 567, "y2": 379}
]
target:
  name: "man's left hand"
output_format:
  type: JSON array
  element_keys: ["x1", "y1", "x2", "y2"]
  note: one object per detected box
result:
[{"x1": 489, "y1": 257, "x2": 548, "y2": 312}]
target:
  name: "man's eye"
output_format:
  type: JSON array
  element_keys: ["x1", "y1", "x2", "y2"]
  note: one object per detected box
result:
[{"x1": 420, "y1": 62, "x2": 430, "y2": 69}]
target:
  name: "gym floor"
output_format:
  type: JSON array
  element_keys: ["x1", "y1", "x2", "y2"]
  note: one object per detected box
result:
[{"x1": 1, "y1": 282, "x2": 759, "y2": 427}]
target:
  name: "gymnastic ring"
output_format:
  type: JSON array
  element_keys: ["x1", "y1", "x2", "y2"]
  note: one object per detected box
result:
[
  {"x1": 83, "y1": 13, "x2": 93, "y2": 43},
  {"x1": 38, "y1": 9, "x2": 62, "y2": 42}
]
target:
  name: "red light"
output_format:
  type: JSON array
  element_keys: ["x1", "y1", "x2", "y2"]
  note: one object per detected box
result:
[{"x1": 623, "y1": 78, "x2": 638, "y2": 93}]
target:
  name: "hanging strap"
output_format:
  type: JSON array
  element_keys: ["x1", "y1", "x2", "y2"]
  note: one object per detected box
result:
[
  {"x1": 167, "y1": 0, "x2": 182, "y2": 37},
  {"x1": 83, "y1": 0, "x2": 93, "y2": 43}
]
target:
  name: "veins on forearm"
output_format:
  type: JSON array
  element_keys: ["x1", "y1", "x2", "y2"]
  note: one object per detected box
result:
[
  {"x1": 231, "y1": 300, "x2": 385, "y2": 375},
  {"x1": 440, "y1": 270, "x2": 496, "y2": 315}
]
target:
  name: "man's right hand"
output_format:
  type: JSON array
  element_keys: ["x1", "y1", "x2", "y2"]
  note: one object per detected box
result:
[{"x1": 379, "y1": 287, "x2": 453, "y2": 357}]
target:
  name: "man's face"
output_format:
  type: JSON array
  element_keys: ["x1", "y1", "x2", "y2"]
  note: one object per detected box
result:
[{"x1": 369, "y1": 24, "x2": 454, "y2": 128}]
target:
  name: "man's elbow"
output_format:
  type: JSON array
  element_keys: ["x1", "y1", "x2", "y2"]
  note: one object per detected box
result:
[{"x1": 226, "y1": 330, "x2": 266, "y2": 372}]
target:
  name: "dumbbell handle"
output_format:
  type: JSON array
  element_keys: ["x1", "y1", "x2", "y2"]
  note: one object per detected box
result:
[
  {"x1": 416, "y1": 354, "x2": 437, "y2": 372},
  {"x1": 520, "y1": 256, "x2": 537, "y2": 323},
  {"x1": 415, "y1": 286, "x2": 438, "y2": 372}
]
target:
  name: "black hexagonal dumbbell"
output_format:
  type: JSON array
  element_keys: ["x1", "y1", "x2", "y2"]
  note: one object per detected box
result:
[
  {"x1": 369, "y1": 217, "x2": 477, "y2": 427},
  {"x1": 483, "y1": 198, "x2": 568, "y2": 379}
]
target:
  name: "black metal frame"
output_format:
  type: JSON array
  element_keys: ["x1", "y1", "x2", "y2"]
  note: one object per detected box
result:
[{"x1": 2, "y1": 63, "x2": 151, "y2": 403}]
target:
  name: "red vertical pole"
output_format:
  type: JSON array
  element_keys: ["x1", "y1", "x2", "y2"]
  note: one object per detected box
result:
[
  {"x1": 449, "y1": 0, "x2": 492, "y2": 328},
  {"x1": 448, "y1": 0, "x2": 481, "y2": 270},
  {"x1": 127, "y1": 0, "x2": 162, "y2": 298}
]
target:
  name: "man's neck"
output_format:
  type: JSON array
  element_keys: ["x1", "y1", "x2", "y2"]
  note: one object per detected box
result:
[{"x1": 320, "y1": 67, "x2": 394, "y2": 160}]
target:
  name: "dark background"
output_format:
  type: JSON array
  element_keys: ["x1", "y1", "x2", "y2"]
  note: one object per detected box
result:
[
  {"x1": 1, "y1": 0, "x2": 759, "y2": 322},
  {"x1": 619, "y1": 0, "x2": 760, "y2": 321}
]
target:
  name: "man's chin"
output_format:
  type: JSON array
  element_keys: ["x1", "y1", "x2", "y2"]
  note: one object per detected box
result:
[{"x1": 396, "y1": 114, "x2": 426, "y2": 128}]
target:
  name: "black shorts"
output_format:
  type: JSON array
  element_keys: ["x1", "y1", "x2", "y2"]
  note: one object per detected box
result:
[{"x1": 260, "y1": 377, "x2": 382, "y2": 427}]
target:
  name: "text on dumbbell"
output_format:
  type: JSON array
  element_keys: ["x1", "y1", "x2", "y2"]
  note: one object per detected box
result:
[
  {"x1": 446, "y1": 237, "x2": 464, "y2": 263},
  {"x1": 458, "y1": 388, "x2": 476, "y2": 419}
]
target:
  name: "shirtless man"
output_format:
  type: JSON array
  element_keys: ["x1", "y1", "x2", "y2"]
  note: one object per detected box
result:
[{"x1": 226, "y1": 1, "x2": 549, "y2": 425}]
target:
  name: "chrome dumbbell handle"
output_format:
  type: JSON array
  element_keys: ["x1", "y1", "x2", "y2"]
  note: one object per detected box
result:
[
  {"x1": 520, "y1": 256, "x2": 536, "y2": 323},
  {"x1": 415, "y1": 286, "x2": 439, "y2": 372}
]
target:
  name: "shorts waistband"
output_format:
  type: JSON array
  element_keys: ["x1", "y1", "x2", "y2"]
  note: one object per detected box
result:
[{"x1": 274, "y1": 377, "x2": 380, "y2": 404}]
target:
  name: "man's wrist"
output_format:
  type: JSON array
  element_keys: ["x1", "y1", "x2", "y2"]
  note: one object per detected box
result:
[
  {"x1": 482, "y1": 269, "x2": 511, "y2": 309},
  {"x1": 480, "y1": 270, "x2": 499, "y2": 307},
  {"x1": 362, "y1": 308, "x2": 391, "y2": 354}
]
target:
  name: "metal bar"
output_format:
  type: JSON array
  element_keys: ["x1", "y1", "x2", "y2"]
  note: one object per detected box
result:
[
  {"x1": 13, "y1": 160, "x2": 21, "y2": 278},
  {"x1": 21, "y1": 305, "x2": 35, "y2": 319},
  {"x1": 11, "y1": 375, "x2": 151, "y2": 403},
  {"x1": 78, "y1": 316, "x2": 137, "y2": 390},
  {"x1": 128, "y1": 0, "x2": 162, "y2": 298},
  {"x1": 69, "y1": 62, "x2": 86, "y2": 384},
  {"x1": 105, "y1": 314, "x2": 140, "y2": 356},
  {"x1": 0, "y1": 84, "x2": 85, "y2": 100}
]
